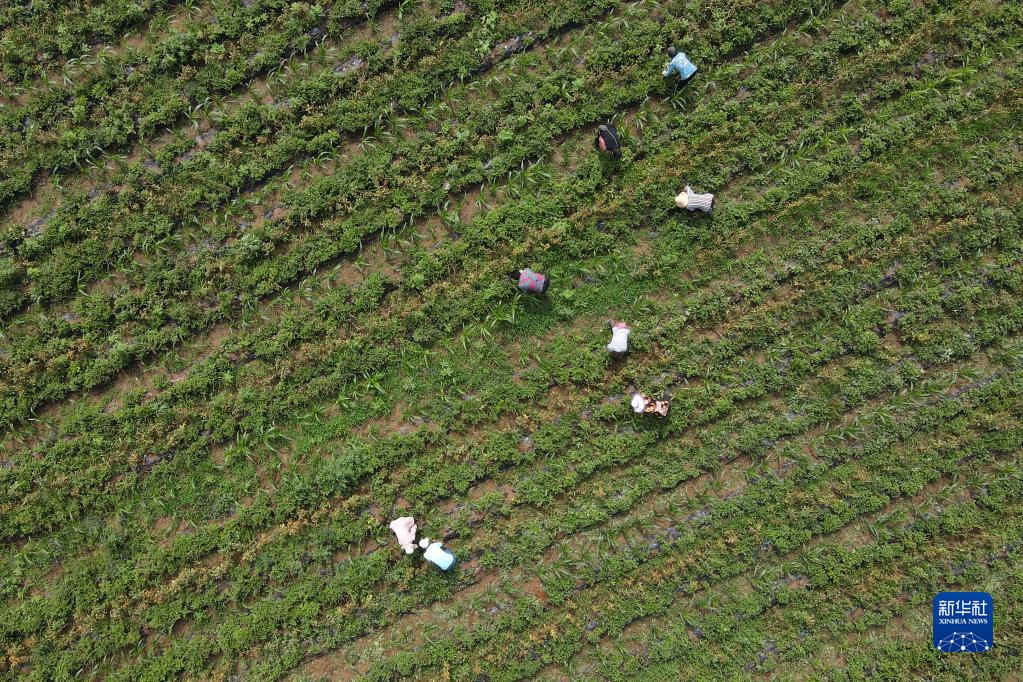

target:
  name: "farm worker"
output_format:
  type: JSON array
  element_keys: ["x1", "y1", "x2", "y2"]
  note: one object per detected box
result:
[
  {"x1": 419, "y1": 537, "x2": 456, "y2": 570},
  {"x1": 663, "y1": 46, "x2": 697, "y2": 82},
  {"x1": 607, "y1": 321, "x2": 631, "y2": 354},
  {"x1": 594, "y1": 123, "x2": 622, "y2": 157},
  {"x1": 631, "y1": 392, "x2": 670, "y2": 418},
  {"x1": 508, "y1": 268, "x2": 550, "y2": 294},
  {"x1": 675, "y1": 185, "x2": 715, "y2": 212},
  {"x1": 389, "y1": 516, "x2": 418, "y2": 554}
]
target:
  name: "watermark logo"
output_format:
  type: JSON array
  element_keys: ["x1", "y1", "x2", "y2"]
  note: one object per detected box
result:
[{"x1": 933, "y1": 592, "x2": 993, "y2": 652}]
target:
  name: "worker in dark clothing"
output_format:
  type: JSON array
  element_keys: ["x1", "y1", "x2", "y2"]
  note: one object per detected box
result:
[{"x1": 594, "y1": 124, "x2": 622, "y2": 157}]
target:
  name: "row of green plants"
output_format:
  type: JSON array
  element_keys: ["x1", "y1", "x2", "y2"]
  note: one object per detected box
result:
[
  {"x1": 268, "y1": 349, "x2": 1018, "y2": 678},
  {"x1": 0, "y1": 0, "x2": 409, "y2": 207},
  {"x1": 3, "y1": 3, "x2": 1018, "y2": 678},
  {"x1": 0, "y1": 0, "x2": 724, "y2": 519},
  {"x1": 0, "y1": 3, "x2": 1010, "y2": 646},
  {"x1": 2, "y1": 0, "x2": 1010, "y2": 435},
  {"x1": 6, "y1": 80, "x2": 1014, "y2": 654},
  {"x1": 590, "y1": 466, "x2": 1023, "y2": 680},
  {"x1": 363, "y1": 369, "x2": 1023, "y2": 679},
  {"x1": 0, "y1": 0, "x2": 633, "y2": 381},
  {"x1": 122, "y1": 254, "x2": 1023, "y2": 679},
  {"x1": 309, "y1": 343, "x2": 1011, "y2": 676},
  {"x1": 0, "y1": 0, "x2": 688, "y2": 326},
  {"x1": 12, "y1": 126, "x2": 1018, "y2": 678},
  {"x1": 0, "y1": 0, "x2": 998, "y2": 556},
  {"x1": 232, "y1": 97, "x2": 1023, "y2": 678},
  {"x1": 0, "y1": 0, "x2": 180, "y2": 84},
  {"x1": 0, "y1": 0, "x2": 578, "y2": 251},
  {"x1": 825, "y1": 559, "x2": 1023, "y2": 680},
  {"x1": 364, "y1": 444, "x2": 1019, "y2": 678}
]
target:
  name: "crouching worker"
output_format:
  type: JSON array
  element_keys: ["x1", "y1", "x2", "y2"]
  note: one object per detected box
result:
[
  {"x1": 663, "y1": 46, "x2": 697, "y2": 83},
  {"x1": 389, "y1": 516, "x2": 418, "y2": 554},
  {"x1": 509, "y1": 268, "x2": 549, "y2": 294},
  {"x1": 631, "y1": 392, "x2": 670, "y2": 418},
  {"x1": 595, "y1": 124, "x2": 622, "y2": 158},
  {"x1": 675, "y1": 185, "x2": 715, "y2": 212},
  {"x1": 419, "y1": 537, "x2": 456, "y2": 570},
  {"x1": 607, "y1": 320, "x2": 631, "y2": 354}
]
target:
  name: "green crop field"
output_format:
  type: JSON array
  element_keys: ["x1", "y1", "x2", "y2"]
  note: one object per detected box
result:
[{"x1": 1, "y1": 0, "x2": 1021, "y2": 679}]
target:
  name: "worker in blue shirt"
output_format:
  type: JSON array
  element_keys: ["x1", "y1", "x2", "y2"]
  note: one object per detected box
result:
[{"x1": 663, "y1": 46, "x2": 697, "y2": 83}]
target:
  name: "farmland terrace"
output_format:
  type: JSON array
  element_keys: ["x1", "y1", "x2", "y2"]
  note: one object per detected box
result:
[{"x1": 1, "y1": 0, "x2": 1021, "y2": 679}]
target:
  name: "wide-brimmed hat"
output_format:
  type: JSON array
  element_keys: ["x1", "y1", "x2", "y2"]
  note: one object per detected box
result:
[{"x1": 674, "y1": 191, "x2": 689, "y2": 208}]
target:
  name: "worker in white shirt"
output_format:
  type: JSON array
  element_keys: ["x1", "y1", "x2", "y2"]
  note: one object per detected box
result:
[
  {"x1": 607, "y1": 321, "x2": 631, "y2": 354},
  {"x1": 675, "y1": 185, "x2": 715, "y2": 212}
]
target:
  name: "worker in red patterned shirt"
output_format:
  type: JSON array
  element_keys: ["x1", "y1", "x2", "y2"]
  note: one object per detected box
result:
[{"x1": 508, "y1": 268, "x2": 550, "y2": 294}]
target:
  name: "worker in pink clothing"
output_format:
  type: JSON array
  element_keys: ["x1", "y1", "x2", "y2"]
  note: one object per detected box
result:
[
  {"x1": 389, "y1": 516, "x2": 456, "y2": 570},
  {"x1": 389, "y1": 517, "x2": 418, "y2": 554},
  {"x1": 508, "y1": 268, "x2": 550, "y2": 293}
]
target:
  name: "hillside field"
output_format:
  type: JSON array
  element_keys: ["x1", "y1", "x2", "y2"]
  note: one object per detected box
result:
[{"x1": 1, "y1": 0, "x2": 1022, "y2": 679}]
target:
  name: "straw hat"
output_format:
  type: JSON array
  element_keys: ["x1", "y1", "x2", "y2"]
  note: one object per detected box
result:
[{"x1": 674, "y1": 191, "x2": 688, "y2": 208}]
